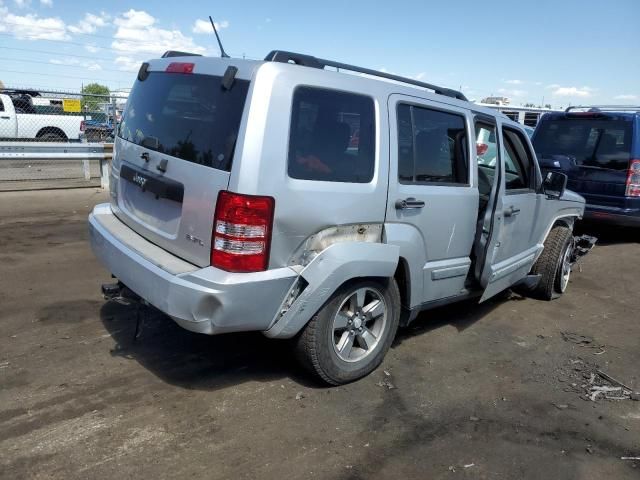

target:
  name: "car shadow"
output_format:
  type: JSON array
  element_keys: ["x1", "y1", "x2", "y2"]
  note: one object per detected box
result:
[
  {"x1": 393, "y1": 293, "x2": 513, "y2": 347},
  {"x1": 101, "y1": 292, "x2": 516, "y2": 391},
  {"x1": 100, "y1": 300, "x2": 318, "y2": 391},
  {"x1": 575, "y1": 220, "x2": 639, "y2": 246}
]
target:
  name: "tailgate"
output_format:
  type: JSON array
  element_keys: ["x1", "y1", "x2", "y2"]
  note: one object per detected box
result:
[{"x1": 111, "y1": 65, "x2": 250, "y2": 267}]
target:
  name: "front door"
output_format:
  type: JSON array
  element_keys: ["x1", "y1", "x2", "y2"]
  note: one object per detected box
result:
[
  {"x1": 386, "y1": 94, "x2": 478, "y2": 304},
  {"x1": 476, "y1": 121, "x2": 542, "y2": 301}
]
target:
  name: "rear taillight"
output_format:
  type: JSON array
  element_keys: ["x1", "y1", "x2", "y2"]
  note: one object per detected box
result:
[
  {"x1": 80, "y1": 120, "x2": 85, "y2": 132},
  {"x1": 211, "y1": 191, "x2": 275, "y2": 273},
  {"x1": 626, "y1": 159, "x2": 640, "y2": 197}
]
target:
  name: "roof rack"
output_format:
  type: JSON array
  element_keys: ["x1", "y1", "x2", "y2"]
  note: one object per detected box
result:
[
  {"x1": 264, "y1": 50, "x2": 468, "y2": 102},
  {"x1": 161, "y1": 51, "x2": 202, "y2": 58},
  {"x1": 565, "y1": 105, "x2": 640, "y2": 113}
]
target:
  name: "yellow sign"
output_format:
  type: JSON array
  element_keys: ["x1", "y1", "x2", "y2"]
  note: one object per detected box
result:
[{"x1": 63, "y1": 98, "x2": 81, "y2": 113}]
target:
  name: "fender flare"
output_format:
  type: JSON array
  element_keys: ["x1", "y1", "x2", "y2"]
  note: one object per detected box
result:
[
  {"x1": 534, "y1": 209, "x2": 582, "y2": 264},
  {"x1": 541, "y1": 210, "x2": 581, "y2": 244},
  {"x1": 264, "y1": 241, "x2": 400, "y2": 339}
]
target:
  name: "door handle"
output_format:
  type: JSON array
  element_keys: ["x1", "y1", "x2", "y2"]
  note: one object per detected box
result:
[
  {"x1": 0, "y1": 116, "x2": 10, "y2": 120},
  {"x1": 395, "y1": 197, "x2": 425, "y2": 210},
  {"x1": 504, "y1": 206, "x2": 521, "y2": 217}
]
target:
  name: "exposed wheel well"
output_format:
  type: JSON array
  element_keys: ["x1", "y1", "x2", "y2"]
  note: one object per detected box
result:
[
  {"x1": 36, "y1": 127, "x2": 67, "y2": 139},
  {"x1": 394, "y1": 257, "x2": 410, "y2": 309},
  {"x1": 552, "y1": 217, "x2": 575, "y2": 230}
]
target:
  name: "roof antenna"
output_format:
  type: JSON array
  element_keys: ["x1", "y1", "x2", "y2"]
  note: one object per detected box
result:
[{"x1": 209, "y1": 16, "x2": 230, "y2": 58}]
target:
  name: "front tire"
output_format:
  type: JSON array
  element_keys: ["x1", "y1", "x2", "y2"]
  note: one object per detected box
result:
[
  {"x1": 295, "y1": 278, "x2": 401, "y2": 385},
  {"x1": 529, "y1": 225, "x2": 574, "y2": 300}
]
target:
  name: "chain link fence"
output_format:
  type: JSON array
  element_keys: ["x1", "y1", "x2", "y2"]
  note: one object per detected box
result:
[{"x1": 0, "y1": 87, "x2": 127, "y2": 143}]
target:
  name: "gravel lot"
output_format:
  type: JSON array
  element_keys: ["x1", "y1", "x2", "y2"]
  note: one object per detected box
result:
[{"x1": 1, "y1": 188, "x2": 639, "y2": 479}]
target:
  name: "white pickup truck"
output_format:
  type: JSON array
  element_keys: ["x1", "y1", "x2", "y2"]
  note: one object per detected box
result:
[{"x1": 0, "y1": 93, "x2": 83, "y2": 141}]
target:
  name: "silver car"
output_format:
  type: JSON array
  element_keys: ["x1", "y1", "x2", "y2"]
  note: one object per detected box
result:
[{"x1": 89, "y1": 50, "x2": 594, "y2": 384}]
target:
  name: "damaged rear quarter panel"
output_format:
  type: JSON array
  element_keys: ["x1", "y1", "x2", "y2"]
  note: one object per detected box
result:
[{"x1": 264, "y1": 240, "x2": 399, "y2": 339}]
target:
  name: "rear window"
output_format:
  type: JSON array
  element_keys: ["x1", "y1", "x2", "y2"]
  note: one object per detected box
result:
[
  {"x1": 533, "y1": 117, "x2": 633, "y2": 171},
  {"x1": 288, "y1": 87, "x2": 375, "y2": 183},
  {"x1": 118, "y1": 72, "x2": 249, "y2": 171}
]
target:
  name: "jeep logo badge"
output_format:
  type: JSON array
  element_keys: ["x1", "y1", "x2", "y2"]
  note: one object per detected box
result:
[{"x1": 132, "y1": 173, "x2": 147, "y2": 189}]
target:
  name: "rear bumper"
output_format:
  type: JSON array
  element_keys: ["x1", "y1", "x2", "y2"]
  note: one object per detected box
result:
[
  {"x1": 584, "y1": 204, "x2": 640, "y2": 227},
  {"x1": 89, "y1": 203, "x2": 297, "y2": 335}
]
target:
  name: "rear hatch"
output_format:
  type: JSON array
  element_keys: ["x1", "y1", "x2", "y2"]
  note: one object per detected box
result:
[
  {"x1": 111, "y1": 59, "x2": 252, "y2": 267},
  {"x1": 533, "y1": 114, "x2": 634, "y2": 208}
]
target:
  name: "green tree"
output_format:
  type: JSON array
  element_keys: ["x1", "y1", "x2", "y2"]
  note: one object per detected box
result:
[{"x1": 81, "y1": 83, "x2": 110, "y2": 112}]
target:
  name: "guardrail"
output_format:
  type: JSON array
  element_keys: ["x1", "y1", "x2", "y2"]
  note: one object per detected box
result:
[{"x1": 0, "y1": 142, "x2": 112, "y2": 191}]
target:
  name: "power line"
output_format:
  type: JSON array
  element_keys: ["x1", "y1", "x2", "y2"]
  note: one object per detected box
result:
[
  {"x1": 0, "y1": 31, "x2": 195, "y2": 55},
  {"x1": 0, "y1": 56, "x2": 130, "y2": 74},
  {"x1": 0, "y1": 45, "x2": 111, "y2": 61},
  {"x1": 2, "y1": 68, "x2": 131, "y2": 82},
  {"x1": 0, "y1": 31, "x2": 260, "y2": 60},
  {"x1": 0, "y1": 32, "x2": 120, "y2": 53},
  {"x1": 0, "y1": 19, "x2": 198, "y2": 49}
]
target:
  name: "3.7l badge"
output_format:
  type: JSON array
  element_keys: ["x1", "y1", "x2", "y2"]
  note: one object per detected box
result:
[{"x1": 185, "y1": 233, "x2": 204, "y2": 246}]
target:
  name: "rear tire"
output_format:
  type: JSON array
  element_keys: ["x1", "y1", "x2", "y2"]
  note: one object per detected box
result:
[
  {"x1": 529, "y1": 225, "x2": 573, "y2": 300},
  {"x1": 295, "y1": 278, "x2": 401, "y2": 385}
]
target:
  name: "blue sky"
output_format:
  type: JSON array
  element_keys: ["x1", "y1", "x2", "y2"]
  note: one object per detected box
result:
[{"x1": 1, "y1": 0, "x2": 638, "y2": 106}]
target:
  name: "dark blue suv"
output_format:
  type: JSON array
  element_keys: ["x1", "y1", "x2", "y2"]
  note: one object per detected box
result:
[{"x1": 532, "y1": 106, "x2": 640, "y2": 226}]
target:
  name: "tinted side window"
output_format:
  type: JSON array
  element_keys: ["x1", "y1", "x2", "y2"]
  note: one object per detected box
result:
[
  {"x1": 0, "y1": 98, "x2": 4, "y2": 112},
  {"x1": 397, "y1": 104, "x2": 468, "y2": 184},
  {"x1": 10, "y1": 95, "x2": 36, "y2": 114},
  {"x1": 503, "y1": 128, "x2": 532, "y2": 190},
  {"x1": 288, "y1": 87, "x2": 375, "y2": 183}
]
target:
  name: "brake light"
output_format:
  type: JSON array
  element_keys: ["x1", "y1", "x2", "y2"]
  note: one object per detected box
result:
[
  {"x1": 211, "y1": 191, "x2": 275, "y2": 272},
  {"x1": 626, "y1": 159, "x2": 640, "y2": 197},
  {"x1": 165, "y1": 62, "x2": 194, "y2": 74},
  {"x1": 565, "y1": 112, "x2": 603, "y2": 118},
  {"x1": 80, "y1": 120, "x2": 85, "y2": 132}
]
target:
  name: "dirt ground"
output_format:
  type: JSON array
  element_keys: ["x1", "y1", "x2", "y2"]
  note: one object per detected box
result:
[{"x1": 1, "y1": 188, "x2": 639, "y2": 480}]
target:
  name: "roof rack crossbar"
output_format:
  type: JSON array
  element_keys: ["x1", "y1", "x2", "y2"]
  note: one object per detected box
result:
[
  {"x1": 264, "y1": 50, "x2": 468, "y2": 101},
  {"x1": 565, "y1": 105, "x2": 640, "y2": 113}
]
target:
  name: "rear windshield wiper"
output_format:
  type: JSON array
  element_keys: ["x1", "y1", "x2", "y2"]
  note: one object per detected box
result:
[{"x1": 141, "y1": 136, "x2": 160, "y2": 150}]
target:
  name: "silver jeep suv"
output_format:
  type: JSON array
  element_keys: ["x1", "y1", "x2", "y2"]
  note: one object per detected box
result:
[{"x1": 89, "y1": 50, "x2": 594, "y2": 384}]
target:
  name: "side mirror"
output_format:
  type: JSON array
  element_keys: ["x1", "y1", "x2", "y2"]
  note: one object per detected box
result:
[{"x1": 543, "y1": 171, "x2": 567, "y2": 199}]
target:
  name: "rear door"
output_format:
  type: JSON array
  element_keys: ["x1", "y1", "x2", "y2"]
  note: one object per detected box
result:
[
  {"x1": 477, "y1": 121, "x2": 542, "y2": 301},
  {"x1": 533, "y1": 115, "x2": 634, "y2": 208},
  {"x1": 111, "y1": 62, "x2": 251, "y2": 267},
  {"x1": 386, "y1": 95, "x2": 478, "y2": 304},
  {"x1": 0, "y1": 96, "x2": 17, "y2": 138}
]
